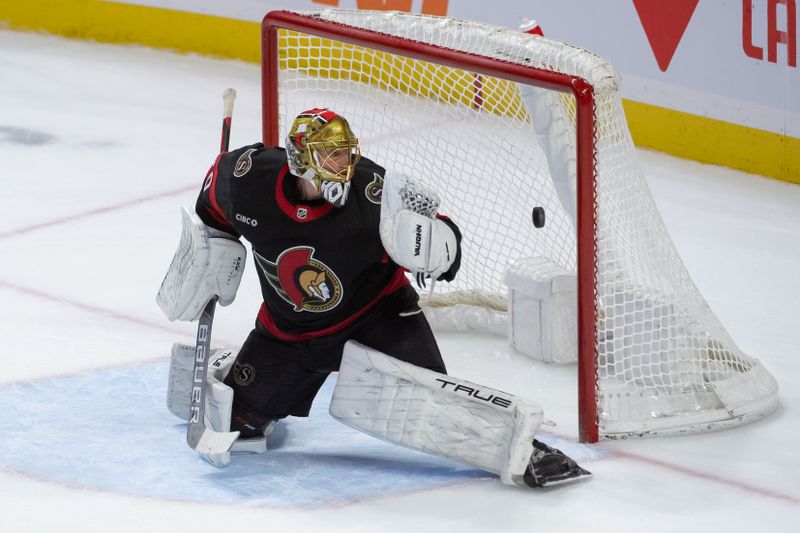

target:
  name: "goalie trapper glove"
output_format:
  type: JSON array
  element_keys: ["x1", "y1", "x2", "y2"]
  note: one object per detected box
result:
[
  {"x1": 381, "y1": 210, "x2": 462, "y2": 283},
  {"x1": 523, "y1": 439, "x2": 592, "y2": 488}
]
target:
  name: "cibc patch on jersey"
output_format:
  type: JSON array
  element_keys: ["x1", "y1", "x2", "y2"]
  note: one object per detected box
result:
[{"x1": 254, "y1": 246, "x2": 343, "y2": 313}]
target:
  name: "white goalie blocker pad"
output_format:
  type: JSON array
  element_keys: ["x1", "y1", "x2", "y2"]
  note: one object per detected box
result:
[
  {"x1": 330, "y1": 341, "x2": 543, "y2": 486},
  {"x1": 379, "y1": 172, "x2": 457, "y2": 279},
  {"x1": 156, "y1": 207, "x2": 246, "y2": 322}
]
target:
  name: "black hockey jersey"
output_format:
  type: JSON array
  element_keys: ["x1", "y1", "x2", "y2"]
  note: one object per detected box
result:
[{"x1": 195, "y1": 143, "x2": 408, "y2": 340}]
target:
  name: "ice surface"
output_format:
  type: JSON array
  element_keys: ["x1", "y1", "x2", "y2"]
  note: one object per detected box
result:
[{"x1": 0, "y1": 30, "x2": 798, "y2": 533}]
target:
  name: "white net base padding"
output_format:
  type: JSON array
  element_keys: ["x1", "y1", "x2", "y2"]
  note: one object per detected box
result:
[
  {"x1": 504, "y1": 257, "x2": 578, "y2": 364},
  {"x1": 421, "y1": 299, "x2": 508, "y2": 337},
  {"x1": 601, "y1": 361, "x2": 779, "y2": 438},
  {"x1": 262, "y1": 9, "x2": 779, "y2": 441}
]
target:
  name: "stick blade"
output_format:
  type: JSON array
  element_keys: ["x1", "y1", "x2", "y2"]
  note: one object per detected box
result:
[{"x1": 188, "y1": 426, "x2": 240, "y2": 454}]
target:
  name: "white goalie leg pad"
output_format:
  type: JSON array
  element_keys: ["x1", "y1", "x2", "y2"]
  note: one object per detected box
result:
[
  {"x1": 166, "y1": 343, "x2": 269, "y2": 466},
  {"x1": 156, "y1": 207, "x2": 246, "y2": 322},
  {"x1": 166, "y1": 343, "x2": 238, "y2": 422},
  {"x1": 330, "y1": 341, "x2": 543, "y2": 485}
]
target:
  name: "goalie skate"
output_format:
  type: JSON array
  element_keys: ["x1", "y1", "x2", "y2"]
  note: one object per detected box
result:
[{"x1": 523, "y1": 439, "x2": 592, "y2": 488}]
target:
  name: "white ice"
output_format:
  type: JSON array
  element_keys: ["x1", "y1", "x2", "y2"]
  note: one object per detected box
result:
[{"x1": 0, "y1": 30, "x2": 798, "y2": 533}]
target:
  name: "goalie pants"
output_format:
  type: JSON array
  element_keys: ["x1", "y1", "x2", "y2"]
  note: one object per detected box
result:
[{"x1": 224, "y1": 285, "x2": 446, "y2": 437}]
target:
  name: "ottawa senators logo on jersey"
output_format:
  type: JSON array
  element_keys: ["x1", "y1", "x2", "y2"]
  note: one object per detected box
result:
[
  {"x1": 233, "y1": 148, "x2": 258, "y2": 177},
  {"x1": 365, "y1": 172, "x2": 383, "y2": 204},
  {"x1": 254, "y1": 246, "x2": 343, "y2": 312}
]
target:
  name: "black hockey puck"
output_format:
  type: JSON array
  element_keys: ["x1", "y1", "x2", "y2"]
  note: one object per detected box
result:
[{"x1": 532, "y1": 206, "x2": 546, "y2": 228}]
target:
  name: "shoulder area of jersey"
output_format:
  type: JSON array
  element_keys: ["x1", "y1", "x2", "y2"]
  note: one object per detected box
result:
[
  {"x1": 225, "y1": 143, "x2": 286, "y2": 179},
  {"x1": 354, "y1": 155, "x2": 385, "y2": 205},
  {"x1": 354, "y1": 155, "x2": 383, "y2": 178}
]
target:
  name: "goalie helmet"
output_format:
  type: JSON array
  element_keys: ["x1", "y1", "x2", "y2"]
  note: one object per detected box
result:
[{"x1": 286, "y1": 108, "x2": 361, "y2": 207}]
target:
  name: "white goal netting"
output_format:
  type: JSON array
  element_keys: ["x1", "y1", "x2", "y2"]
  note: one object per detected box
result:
[{"x1": 264, "y1": 9, "x2": 778, "y2": 440}]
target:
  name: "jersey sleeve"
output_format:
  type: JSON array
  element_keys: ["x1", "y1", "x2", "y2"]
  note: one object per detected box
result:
[
  {"x1": 435, "y1": 214, "x2": 462, "y2": 282},
  {"x1": 195, "y1": 142, "x2": 263, "y2": 237},
  {"x1": 195, "y1": 153, "x2": 239, "y2": 237}
]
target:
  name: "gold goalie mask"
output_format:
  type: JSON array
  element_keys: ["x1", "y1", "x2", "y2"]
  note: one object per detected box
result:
[{"x1": 286, "y1": 108, "x2": 361, "y2": 207}]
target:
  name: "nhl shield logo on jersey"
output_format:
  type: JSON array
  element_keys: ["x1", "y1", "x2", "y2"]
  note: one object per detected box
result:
[
  {"x1": 254, "y1": 246, "x2": 343, "y2": 312},
  {"x1": 365, "y1": 172, "x2": 383, "y2": 204},
  {"x1": 233, "y1": 148, "x2": 258, "y2": 177}
]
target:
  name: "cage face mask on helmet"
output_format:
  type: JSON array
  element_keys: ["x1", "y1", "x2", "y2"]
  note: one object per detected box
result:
[{"x1": 286, "y1": 108, "x2": 361, "y2": 207}]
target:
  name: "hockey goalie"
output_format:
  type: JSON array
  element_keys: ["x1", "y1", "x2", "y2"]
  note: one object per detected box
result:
[{"x1": 156, "y1": 104, "x2": 591, "y2": 489}]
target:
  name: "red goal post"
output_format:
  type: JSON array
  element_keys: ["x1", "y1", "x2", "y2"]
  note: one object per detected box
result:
[{"x1": 259, "y1": 10, "x2": 778, "y2": 443}]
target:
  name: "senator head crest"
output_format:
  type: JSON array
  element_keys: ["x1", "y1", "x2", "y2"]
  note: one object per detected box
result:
[{"x1": 254, "y1": 246, "x2": 343, "y2": 312}]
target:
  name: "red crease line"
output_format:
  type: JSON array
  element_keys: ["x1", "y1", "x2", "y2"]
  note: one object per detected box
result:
[
  {"x1": 611, "y1": 449, "x2": 800, "y2": 505},
  {"x1": 0, "y1": 279, "x2": 239, "y2": 347},
  {"x1": 0, "y1": 279, "x2": 187, "y2": 337},
  {"x1": 0, "y1": 184, "x2": 196, "y2": 240}
]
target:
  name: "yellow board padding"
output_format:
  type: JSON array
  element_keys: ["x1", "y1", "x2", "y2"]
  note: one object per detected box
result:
[
  {"x1": 624, "y1": 100, "x2": 799, "y2": 184},
  {"x1": 0, "y1": 0, "x2": 260, "y2": 62},
  {"x1": 2, "y1": 1, "x2": 797, "y2": 184}
]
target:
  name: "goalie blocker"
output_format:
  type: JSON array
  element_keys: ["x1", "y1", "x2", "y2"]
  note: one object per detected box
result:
[{"x1": 156, "y1": 206, "x2": 246, "y2": 322}]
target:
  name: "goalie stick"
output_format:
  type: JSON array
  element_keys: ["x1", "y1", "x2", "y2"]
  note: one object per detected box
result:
[{"x1": 186, "y1": 88, "x2": 241, "y2": 454}]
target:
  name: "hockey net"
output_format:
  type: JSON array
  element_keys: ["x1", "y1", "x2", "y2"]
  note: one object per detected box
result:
[{"x1": 261, "y1": 9, "x2": 778, "y2": 442}]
